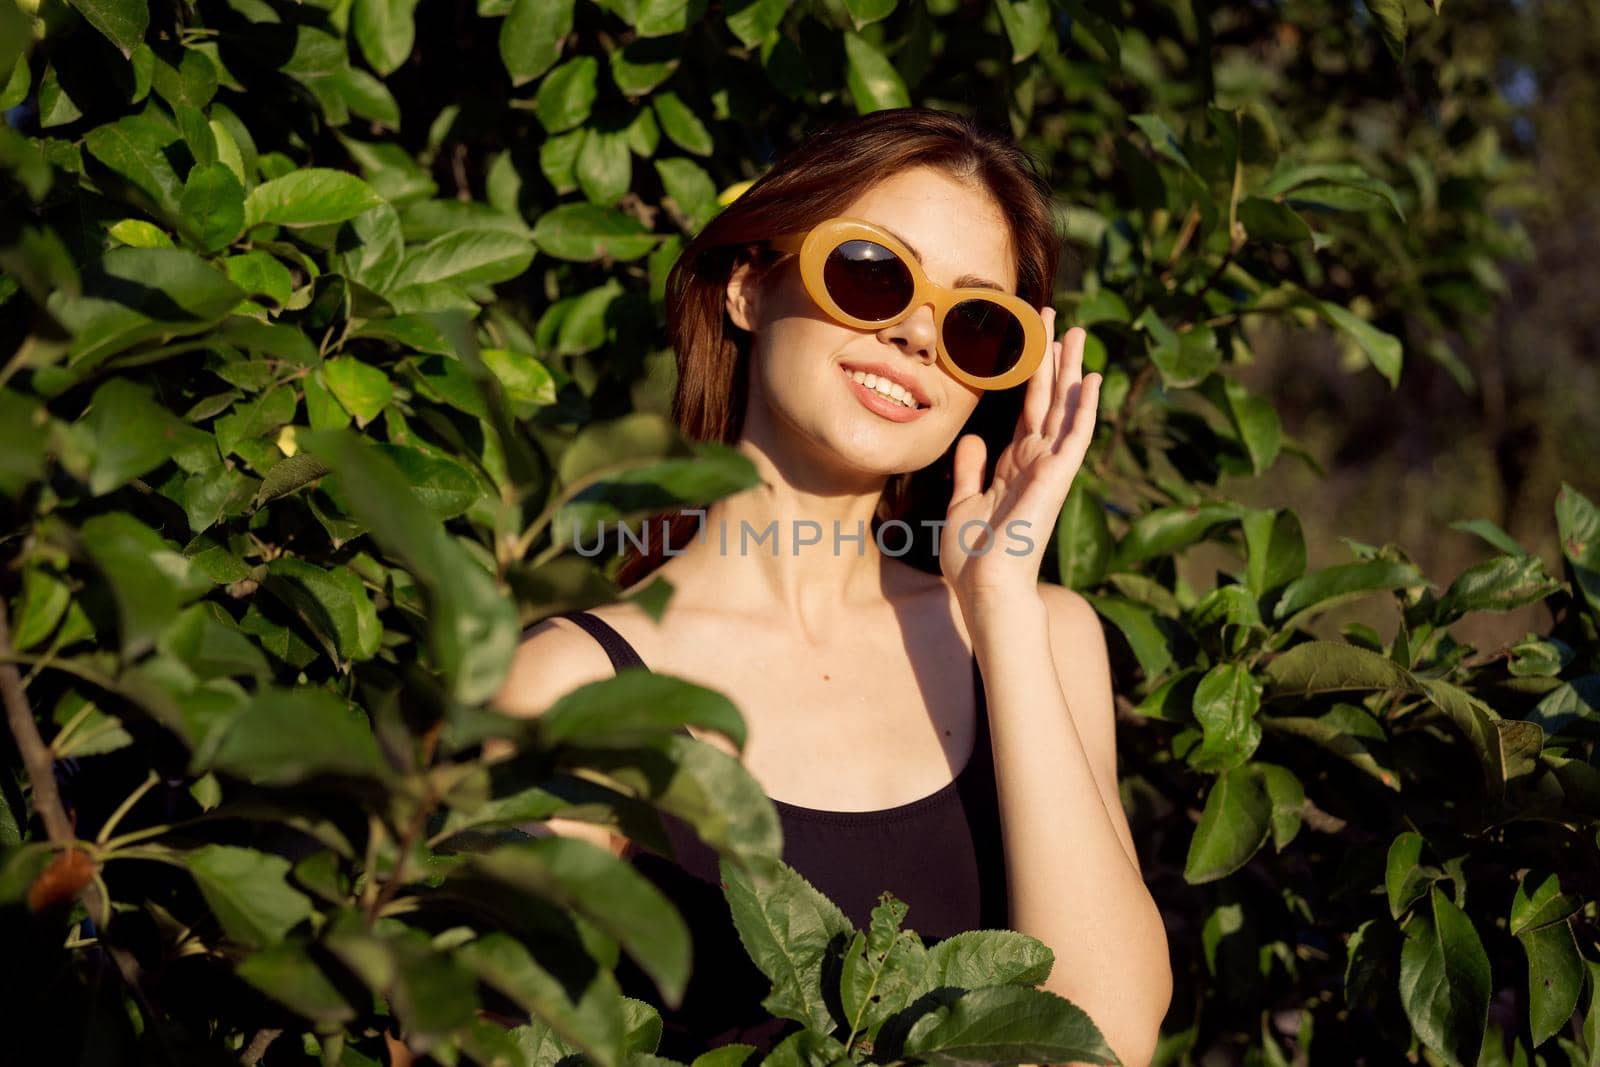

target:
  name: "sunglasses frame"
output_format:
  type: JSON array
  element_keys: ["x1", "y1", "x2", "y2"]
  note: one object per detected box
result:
[{"x1": 767, "y1": 216, "x2": 1048, "y2": 391}]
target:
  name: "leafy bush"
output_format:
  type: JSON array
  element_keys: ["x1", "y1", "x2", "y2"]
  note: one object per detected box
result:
[{"x1": 3, "y1": 0, "x2": 1597, "y2": 1065}]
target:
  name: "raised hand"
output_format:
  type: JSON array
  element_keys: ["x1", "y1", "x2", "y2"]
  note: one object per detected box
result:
[{"x1": 940, "y1": 306, "x2": 1102, "y2": 607}]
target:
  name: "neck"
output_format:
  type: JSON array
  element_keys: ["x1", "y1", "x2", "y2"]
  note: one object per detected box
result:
[{"x1": 661, "y1": 437, "x2": 914, "y2": 634}]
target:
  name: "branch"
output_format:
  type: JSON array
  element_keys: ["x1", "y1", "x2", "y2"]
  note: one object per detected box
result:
[{"x1": 0, "y1": 597, "x2": 74, "y2": 844}]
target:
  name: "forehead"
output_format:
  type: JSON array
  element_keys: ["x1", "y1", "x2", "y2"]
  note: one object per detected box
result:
[{"x1": 836, "y1": 167, "x2": 1018, "y2": 292}]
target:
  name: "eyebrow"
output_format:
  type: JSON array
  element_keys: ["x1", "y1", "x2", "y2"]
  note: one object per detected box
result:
[{"x1": 875, "y1": 223, "x2": 1010, "y2": 293}]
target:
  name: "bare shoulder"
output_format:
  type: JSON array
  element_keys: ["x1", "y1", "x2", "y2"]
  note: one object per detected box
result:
[
  {"x1": 492, "y1": 612, "x2": 622, "y2": 720},
  {"x1": 1035, "y1": 580, "x2": 1104, "y2": 637}
]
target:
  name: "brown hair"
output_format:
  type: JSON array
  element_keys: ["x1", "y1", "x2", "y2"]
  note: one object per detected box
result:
[{"x1": 617, "y1": 106, "x2": 1061, "y2": 587}]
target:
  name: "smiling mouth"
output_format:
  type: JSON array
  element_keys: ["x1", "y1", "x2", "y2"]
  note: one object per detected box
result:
[{"x1": 839, "y1": 366, "x2": 926, "y2": 410}]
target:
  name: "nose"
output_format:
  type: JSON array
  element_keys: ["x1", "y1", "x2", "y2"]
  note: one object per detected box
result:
[{"x1": 879, "y1": 302, "x2": 938, "y2": 364}]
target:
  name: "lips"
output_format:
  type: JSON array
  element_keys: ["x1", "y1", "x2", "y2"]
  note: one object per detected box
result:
[
  {"x1": 840, "y1": 367, "x2": 928, "y2": 423},
  {"x1": 836, "y1": 359, "x2": 931, "y2": 408}
]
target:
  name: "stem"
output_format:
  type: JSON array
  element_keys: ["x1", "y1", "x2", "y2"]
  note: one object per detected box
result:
[
  {"x1": 0, "y1": 599, "x2": 76, "y2": 845},
  {"x1": 97, "y1": 771, "x2": 160, "y2": 846},
  {"x1": 241, "y1": 1028, "x2": 282, "y2": 1066},
  {"x1": 1098, "y1": 361, "x2": 1156, "y2": 478},
  {"x1": 101, "y1": 822, "x2": 175, "y2": 852}
]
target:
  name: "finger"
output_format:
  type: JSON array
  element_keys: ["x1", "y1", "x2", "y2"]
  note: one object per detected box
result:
[
  {"x1": 948, "y1": 433, "x2": 987, "y2": 507},
  {"x1": 1019, "y1": 307, "x2": 1056, "y2": 438},
  {"x1": 1042, "y1": 325, "x2": 1086, "y2": 443},
  {"x1": 1059, "y1": 371, "x2": 1102, "y2": 465}
]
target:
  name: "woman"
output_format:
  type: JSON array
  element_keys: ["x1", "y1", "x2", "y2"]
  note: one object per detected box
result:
[{"x1": 496, "y1": 107, "x2": 1171, "y2": 1065}]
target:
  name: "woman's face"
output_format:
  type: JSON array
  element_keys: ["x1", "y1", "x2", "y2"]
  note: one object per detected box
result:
[{"x1": 728, "y1": 165, "x2": 1021, "y2": 483}]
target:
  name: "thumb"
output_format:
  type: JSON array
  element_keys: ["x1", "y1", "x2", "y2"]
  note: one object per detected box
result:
[{"x1": 949, "y1": 434, "x2": 986, "y2": 509}]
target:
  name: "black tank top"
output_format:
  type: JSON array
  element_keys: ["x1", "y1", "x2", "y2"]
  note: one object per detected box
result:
[{"x1": 546, "y1": 611, "x2": 1010, "y2": 1060}]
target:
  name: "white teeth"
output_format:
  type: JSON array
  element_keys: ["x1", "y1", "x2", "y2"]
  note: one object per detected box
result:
[{"x1": 843, "y1": 367, "x2": 920, "y2": 410}]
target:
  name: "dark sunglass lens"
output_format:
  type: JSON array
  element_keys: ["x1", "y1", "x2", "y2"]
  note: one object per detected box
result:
[
  {"x1": 823, "y1": 240, "x2": 914, "y2": 321},
  {"x1": 944, "y1": 299, "x2": 1026, "y2": 378}
]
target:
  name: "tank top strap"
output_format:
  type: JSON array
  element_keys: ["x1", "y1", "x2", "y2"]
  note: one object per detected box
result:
[{"x1": 542, "y1": 610, "x2": 650, "y2": 674}]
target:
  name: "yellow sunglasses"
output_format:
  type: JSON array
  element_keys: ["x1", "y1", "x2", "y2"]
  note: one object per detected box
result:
[{"x1": 767, "y1": 216, "x2": 1048, "y2": 391}]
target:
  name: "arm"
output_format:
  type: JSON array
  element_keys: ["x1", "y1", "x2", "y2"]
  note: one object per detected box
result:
[
  {"x1": 970, "y1": 582, "x2": 1171, "y2": 1067},
  {"x1": 489, "y1": 618, "x2": 632, "y2": 859}
]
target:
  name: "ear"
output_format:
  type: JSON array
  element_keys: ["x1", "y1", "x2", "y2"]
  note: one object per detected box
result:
[{"x1": 724, "y1": 245, "x2": 766, "y2": 333}]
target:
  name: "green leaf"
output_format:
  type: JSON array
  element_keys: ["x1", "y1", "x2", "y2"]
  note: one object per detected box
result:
[
  {"x1": 1520, "y1": 919, "x2": 1582, "y2": 1047},
  {"x1": 244, "y1": 169, "x2": 385, "y2": 229},
  {"x1": 1315, "y1": 300, "x2": 1403, "y2": 387},
  {"x1": 84, "y1": 114, "x2": 185, "y2": 221},
  {"x1": 303, "y1": 426, "x2": 518, "y2": 703},
  {"x1": 183, "y1": 844, "x2": 314, "y2": 948},
  {"x1": 151, "y1": 48, "x2": 217, "y2": 110},
  {"x1": 1238, "y1": 196, "x2": 1312, "y2": 245},
  {"x1": 533, "y1": 203, "x2": 659, "y2": 262},
  {"x1": 1263, "y1": 703, "x2": 1395, "y2": 788},
  {"x1": 1202, "y1": 375, "x2": 1282, "y2": 474},
  {"x1": 320, "y1": 358, "x2": 393, "y2": 428},
  {"x1": 1363, "y1": 0, "x2": 1407, "y2": 61},
  {"x1": 1273, "y1": 560, "x2": 1425, "y2": 628},
  {"x1": 610, "y1": 38, "x2": 680, "y2": 97},
  {"x1": 925, "y1": 929, "x2": 1055, "y2": 988},
  {"x1": 1254, "y1": 762, "x2": 1303, "y2": 851},
  {"x1": 263, "y1": 557, "x2": 381, "y2": 664},
  {"x1": 539, "y1": 128, "x2": 585, "y2": 196},
  {"x1": 107, "y1": 219, "x2": 174, "y2": 248},
  {"x1": 994, "y1": 0, "x2": 1048, "y2": 62},
  {"x1": 842, "y1": 31, "x2": 909, "y2": 113},
  {"x1": 537, "y1": 671, "x2": 747, "y2": 750},
  {"x1": 1556, "y1": 483, "x2": 1600, "y2": 624},
  {"x1": 1187, "y1": 664, "x2": 1262, "y2": 772},
  {"x1": 159, "y1": 602, "x2": 271, "y2": 681},
  {"x1": 1399, "y1": 886, "x2": 1490, "y2": 1067},
  {"x1": 651, "y1": 90, "x2": 713, "y2": 156},
  {"x1": 635, "y1": 0, "x2": 706, "y2": 36},
  {"x1": 353, "y1": 0, "x2": 420, "y2": 76},
  {"x1": 457, "y1": 933, "x2": 628, "y2": 1066},
  {"x1": 469, "y1": 838, "x2": 691, "y2": 1010},
  {"x1": 214, "y1": 384, "x2": 297, "y2": 455},
  {"x1": 12, "y1": 568, "x2": 71, "y2": 652},
  {"x1": 1264, "y1": 641, "x2": 1416, "y2": 697},
  {"x1": 725, "y1": 0, "x2": 786, "y2": 47},
  {"x1": 553, "y1": 280, "x2": 623, "y2": 356},
  {"x1": 1259, "y1": 164, "x2": 1406, "y2": 222},
  {"x1": 535, "y1": 55, "x2": 599, "y2": 133},
  {"x1": 654, "y1": 157, "x2": 718, "y2": 231},
  {"x1": 581, "y1": 733, "x2": 782, "y2": 864},
  {"x1": 1449, "y1": 517, "x2": 1526, "y2": 557},
  {"x1": 80, "y1": 378, "x2": 209, "y2": 495},
  {"x1": 720, "y1": 856, "x2": 854, "y2": 1034},
  {"x1": 1130, "y1": 113, "x2": 1196, "y2": 174},
  {"x1": 1385, "y1": 831, "x2": 1435, "y2": 919},
  {"x1": 237, "y1": 941, "x2": 356, "y2": 1023},
  {"x1": 222, "y1": 251, "x2": 294, "y2": 309},
  {"x1": 1183, "y1": 765, "x2": 1271, "y2": 884},
  {"x1": 209, "y1": 687, "x2": 385, "y2": 784},
  {"x1": 1510, "y1": 873, "x2": 1581, "y2": 938},
  {"x1": 81, "y1": 512, "x2": 210, "y2": 657},
  {"x1": 500, "y1": 0, "x2": 572, "y2": 84},
  {"x1": 899, "y1": 985, "x2": 1117, "y2": 1067},
  {"x1": 393, "y1": 229, "x2": 535, "y2": 288},
  {"x1": 1054, "y1": 483, "x2": 1111, "y2": 591},
  {"x1": 1112, "y1": 502, "x2": 1242, "y2": 568},
  {"x1": 1241, "y1": 508, "x2": 1306, "y2": 598},
  {"x1": 179, "y1": 161, "x2": 246, "y2": 252},
  {"x1": 1434, "y1": 553, "x2": 1562, "y2": 622},
  {"x1": 0, "y1": 390, "x2": 46, "y2": 498},
  {"x1": 840, "y1": 895, "x2": 930, "y2": 1047},
  {"x1": 66, "y1": 0, "x2": 149, "y2": 58},
  {"x1": 577, "y1": 129, "x2": 634, "y2": 208},
  {"x1": 1083, "y1": 594, "x2": 1174, "y2": 679}
]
